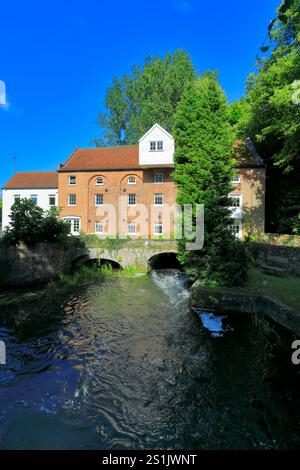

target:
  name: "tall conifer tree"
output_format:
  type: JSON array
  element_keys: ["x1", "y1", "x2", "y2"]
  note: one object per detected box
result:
[{"x1": 173, "y1": 73, "x2": 247, "y2": 286}]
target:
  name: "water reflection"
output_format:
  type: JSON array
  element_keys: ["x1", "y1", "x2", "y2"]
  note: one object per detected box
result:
[{"x1": 0, "y1": 272, "x2": 299, "y2": 449}]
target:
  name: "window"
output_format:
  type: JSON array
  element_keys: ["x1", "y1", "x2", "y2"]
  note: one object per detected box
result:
[
  {"x1": 229, "y1": 195, "x2": 241, "y2": 207},
  {"x1": 14, "y1": 195, "x2": 20, "y2": 203},
  {"x1": 95, "y1": 177, "x2": 103, "y2": 185},
  {"x1": 30, "y1": 195, "x2": 38, "y2": 205},
  {"x1": 150, "y1": 141, "x2": 164, "y2": 151},
  {"x1": 154, "y1": 173, "x2": 163, "y2": 184},
  {"x1": 128, "y1": 222, "x2": 136, "y2": 234},
  {"x1": 154, "y1": 193, "x2": 163, "y2": 206},
  {"x1": 68, "y1": 176, "x2": 76, "y2": 185},
  {"x1": 154, "y1": 223, "x2": 163, "y2": 235},
  {"x1": 72, "y1": 218, "x2": 80, "y2": 233},
  {"x1": 49, "y1": 194, "x2": 56, "y2": 206},
  {"x1": 95, "y1": 194, "x2": 103, "y2": 206},
  {"x1": 128, "y1": 194, "x2": 136, "y2": 206},
  {"x1": 128, "y1": 176, "x2": 136, "y2": 185},
  {"x1": 63, "y1": 217, "x2": 80, "y2": 234},
  {"x1": 68, "y1": 194, "x2": 76, "y2": 206},
  {"x1": 95, "y1": 222, "x2": 104, "y2": 234},
  {"x1": 231, "y1": 174, "x2": 240, "y2": 183},
  {"x1": 228, "y1": 222, "x2": 241, "y2": 238}
]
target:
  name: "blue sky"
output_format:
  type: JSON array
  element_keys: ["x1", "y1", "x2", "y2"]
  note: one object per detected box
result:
[{"x1": 0, "y1": 0, "x2": 280, "y2": 189}]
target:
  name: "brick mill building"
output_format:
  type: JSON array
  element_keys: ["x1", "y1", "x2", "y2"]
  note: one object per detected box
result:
[{"x1": 2, "y1": 124, "x2": 266, "y2": 239}]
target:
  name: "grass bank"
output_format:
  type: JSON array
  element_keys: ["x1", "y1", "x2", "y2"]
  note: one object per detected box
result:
[{"x1": 244, "y1": 267, "x2": 300, "y2": 311}]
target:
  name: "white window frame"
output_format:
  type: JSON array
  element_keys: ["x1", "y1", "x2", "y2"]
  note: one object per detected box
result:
[
  {"x1": 68, "y1": 175, "x2": 77, "y2": 186},
  {"x1": 157, "y1": 140, "x2": 163, "y2": 151},
  {"x1": 48, "y1": 194, "x2": 56, "y2": 206},
  {"x1": 231, "y1": 174, "x2": 240, "y2": 183},
  {"x1": 95, "y1": 194, "x2": 104, "y2": 206},
  {"x1": 229, "y1": 194, "x2": 242, "y2": 208},
  {"x1": 95, "y1": 177, "x2": 104, "y2": 185},
  {"x1": 127, "y1": 176, "x2": 136, "y2": 185},
  {"x1": 128, "y1": 194, "x2": 136, "y2": 206},
  {"x1": 154, "y1": 223, "x2": 163, "y2": 235},
  {"x1": 95, "y1": 221, "x2": 104, "y2": 234},
  {"x1": 63, "y1": 217, "x2": 81, "y2": 235},
  {"x1": 154, "y1": 193, "x2": 163, "y2": 206},
  {"x1": 228, "y1": 221, "x2": 242, "y2": 239},
  {"x1": 14, "y1": 194, "x2": 21, "y2": 203},
  {"x1": 68, "y1": 194, "x2": 76, "y2": 206},
  {"x1": 30, "y1": 194, "x2": 38, "y2": 205},
  {"x1": 150, "y1": 141, "x2": 164, "y2": 152},
  {"x1": 128, "y1": 222, "x2": 136, "y2": 234},
  {"x1": 154, "y1": 173, "x2": 164, "y2": 184}
]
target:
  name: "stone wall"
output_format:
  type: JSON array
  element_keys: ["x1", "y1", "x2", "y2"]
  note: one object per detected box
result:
[
  {"x1": 0, "y1": 242, "x2": 87, "y2": 285},
  {"x1": 247, "y1": 242, "x2": 300, "y2": 277},
  {"x1": 189, "y1": 281, "x2": 300, "y2": 336}
]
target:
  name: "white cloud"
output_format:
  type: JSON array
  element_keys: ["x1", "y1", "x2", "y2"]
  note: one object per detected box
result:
[
  {"x1": 171, "y1": 0, "x2": 193, "y2": 13},
  {"x1": 0, "y1": 80, "x2": 7, "y2": 106}
]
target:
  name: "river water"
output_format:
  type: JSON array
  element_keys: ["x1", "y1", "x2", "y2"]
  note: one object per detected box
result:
[{"x1": 0, "y1": 271, "x2": 300, "y2": 450}]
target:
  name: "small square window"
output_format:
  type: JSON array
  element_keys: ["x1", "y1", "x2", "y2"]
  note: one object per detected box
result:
[
  {"x1": 154, "y1": 173, "x2": 164, "y2": 183},
  {"x1": 49, "y1": 194, "x2": 56, "y2": 206},
  {"x1": 150, "y1": 141, "x2": 156, "y2": 151},
  {"x1": 95, "y1": 194, "x2": 104, "y2": 206},
  {"x1": 128, "y1": 222, "x2": 136, "y2": 234},
  {"x1": 128, "y1": 176, "x2": 136, "y2": 185},
  {"x1": 31, "y1": 195, "x2": 38, "y2": 205},
  {"x1": 68, "y1": 194, "x2": 76, "y2": 206},
  {"x1": 228, "y1": 223, "x2": 241, "y2": 238},
  {"x1": 154, "y1": 193, "x2": 163, "y2": 206},
  {"x1": 154, "y1": 223, "x2": 163, "y2": 235},
  {"x1": 14, "y1": 195, "x2": 21, "y2": 203},
  {"x1": 128, "y1": 194, "x2": 136, "y2": 206},
  {"x1": 157, "y1": 141, "x2": 163, "y2": 151},
  {"x1": 230, "y1": 196, "x2": 241, "y2": 208},
  {"x1": 95, "y1": 177, "x2": 103, "y2": 185},
  {"x1": 95, "y1": 222, "x2": 104, "y2": 233},
  {"x1": 231, "y1": 175, "x2": 240, "y2": 183},
  {"x1": 68, "y1": 176, "x2": 76, "y2": 185}
]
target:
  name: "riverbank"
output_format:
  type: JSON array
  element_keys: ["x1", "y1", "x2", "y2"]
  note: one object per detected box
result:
[{"x1": 190, "y1": 267, "x2": 300, "y2": 336}]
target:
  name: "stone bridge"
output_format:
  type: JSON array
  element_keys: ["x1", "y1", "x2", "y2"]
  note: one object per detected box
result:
[{"x1": 74, "y1": 240, "x2": 179, "y2": 272}]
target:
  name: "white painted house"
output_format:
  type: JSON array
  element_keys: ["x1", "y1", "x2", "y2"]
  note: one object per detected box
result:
[
  {"x1": 2, "y1": 172, "x2": 58, "y2": 230},
  {"x1": 138, "y1": 123, "x2": 175, "y2": 167}
]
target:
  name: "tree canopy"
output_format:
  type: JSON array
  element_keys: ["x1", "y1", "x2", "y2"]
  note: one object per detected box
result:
[
  {"x1": 94, "y1": 49, "x2": 195, "y2": 146},
  {"x1": 2, "y1": 199, "x2": 71, "y2": 246},
  {"x1": 235, "y1": 0, "x2": 300, "y2": 233},
  {"x1": 173, "y1": 72, "x2": 247, "y2": 287}
]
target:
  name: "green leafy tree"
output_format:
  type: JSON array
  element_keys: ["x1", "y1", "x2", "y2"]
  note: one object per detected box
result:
[
  {"x1": 94, "y1": 49, "x2": 195, "y2": 146},
  {"x1": 2, "y1": 199, "x2": 71, "y2": 246},
  {"x1": 173, "y1": 73, "x2": 248, "y2": 287},
  {"x1": 237, "y1": 0, "x2": 300, "y2": 233}
]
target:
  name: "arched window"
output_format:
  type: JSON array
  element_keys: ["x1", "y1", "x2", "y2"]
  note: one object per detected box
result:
[
  {"x1": 95, "y1": 177, "x2": 104, "y2": 185},
  {"x1": 128, "y1": 176, "x2": 136, "y2": 185}
]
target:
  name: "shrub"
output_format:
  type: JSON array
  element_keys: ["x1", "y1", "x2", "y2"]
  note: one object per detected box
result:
[{"x1": 1, "y1": 199, "x2": 71, "y2": 246}]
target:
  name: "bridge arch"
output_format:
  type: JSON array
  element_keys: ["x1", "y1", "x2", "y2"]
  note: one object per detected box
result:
[{"x1": 148, "y1": 252, "x2": 181, "y2": 270}]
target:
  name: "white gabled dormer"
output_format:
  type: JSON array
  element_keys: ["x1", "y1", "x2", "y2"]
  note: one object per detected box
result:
[{"x1": 138, "y1": 123, "x2": 175, "y2": 167}]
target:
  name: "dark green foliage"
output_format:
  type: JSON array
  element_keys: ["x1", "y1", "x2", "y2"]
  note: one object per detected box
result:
[
  {"x1": 1, "y1": 199, "x2": 71, "y2": 246},
  {"x1": 173, "y1": 73, "x2": 248, "y2": 287},
  {"x1": 237, "y1": 0, "x2": 300, "y2": 233},
  {"x1": 94, "y1": 49, "x2": 195, "y2": 146}
]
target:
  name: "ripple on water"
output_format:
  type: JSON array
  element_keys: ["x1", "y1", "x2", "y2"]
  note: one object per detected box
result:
[{"x1": 0, "y1": 272, "x2": 299, "y2": 449}]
